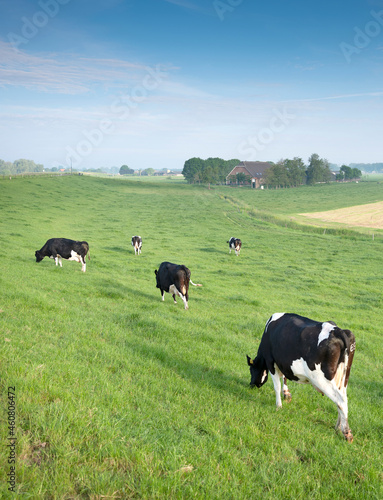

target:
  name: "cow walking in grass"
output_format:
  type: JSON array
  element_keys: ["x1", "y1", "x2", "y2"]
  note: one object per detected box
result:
[
  {"x1": 227, "y1": 237, "x2": 242, "y2": 256},
  {"x1": 247, "y1": 312, "x2": 355, "y2": 441},
  {"x1": 131, "y1": 236, "x2": 142, "y2": 255},
  {"x1": 154, "y1": 261, "x2": 202, "y2": 310},
  {"x1": 35, "y1": 238, "x2": 90, "y2": 272}
]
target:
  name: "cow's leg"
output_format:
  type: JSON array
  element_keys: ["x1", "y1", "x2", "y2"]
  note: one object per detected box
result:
[
  {"x1": 169, "y1": 285, "x2": 188, "y2": 309},
  {"x1": 283, "y1": 377, "x2": 292, "y2": 402},
  {"x1": 54, "y1": 254, "x2": 63, "y2": 267},
  {"x1": 181, "y1": 296, "x2": 188, "y2": 309},
  {"x1": 311, "y1": 378, "x2": 352, "y2": 442},
  {"x1": 270, "y1": 371, "x2": 283, "y2": 408},
  {"x1": 161, "y1": 290, "x2": 165, "y2": 301},
  {"x1": 81, "y1": 256, "x2": 86, "y2": 272}
]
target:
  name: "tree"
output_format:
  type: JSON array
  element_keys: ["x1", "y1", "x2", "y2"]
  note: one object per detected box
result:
[
  {"x1": 285, "y1": 157, "x2": 306, "y2": 186},
  {"x1": 263, "y1": 164, "x2": 277, "y2": 187},
  {"x1": 0, "y1": 158, "x2": 44, "y2": 175},
  {"x1": 119, "y1": 165, "x2": 134, "y2": 175},
  {"x1": 142, "y1": 168, "x2": 155, "y2": 176},
  {"x1": 182, "y1": 157, "x2": 204, "y2": 183},
  {"x1": 202, "y1": 166, "x2": 217, "y2": 184},
  {"x1": 262, "y1": 160, "x2": 288, "y2": 188},
  {"x1": 13, "y1": 159, "x2": 43, "y2": 173},
  {"x1": 339, "y1": 165, "x2": 362, "y2": 180},
  {"x1": 351, "y1": 167, "x2": 362, "y2": 179},
  {"x1": 306, "y1": 154, "x2": 331, "y2": 185},
  {"x1": 235, "y1": 172, "x2": 250, "y2": 184},
  {"x1": 183, "y1": 157, "x2": 240, "y2": 184},
  {"x1": 0, "y1": 159, "x2": 14, "y2": 175},
  {"x1": 340, "y1": 165, "x2": 353, "y2": 180},
  {"x1": 193, "y1": 171, "x2": 202, "y2": 184}
]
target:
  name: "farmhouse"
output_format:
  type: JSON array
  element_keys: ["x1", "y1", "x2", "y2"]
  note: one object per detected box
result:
[{"x1": 226, "y1": 161, "x2": 273, "y2": 188}]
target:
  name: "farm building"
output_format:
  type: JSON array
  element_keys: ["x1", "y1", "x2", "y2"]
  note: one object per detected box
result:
[{"x1": 226, "y1": 161, "x2": 273, "y2": 188}]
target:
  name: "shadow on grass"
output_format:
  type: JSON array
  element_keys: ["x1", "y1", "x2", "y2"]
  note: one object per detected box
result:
[
  {"x1": 200, "y1": 247, "x2": 220, "y2": 254},
  {"x1": 105, "y1": 246, "x2": 127, "y2": 253},
  {"x1": 126, "y1": 339, "x2": 254, "y2": 402}
]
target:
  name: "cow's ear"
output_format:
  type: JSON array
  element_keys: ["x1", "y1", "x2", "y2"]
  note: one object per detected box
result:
[
  {"x1": 154, "y1": 269, "x2": 158, "y2": 275},
  {"x1": 246, "y1": 355, "x2": 253, "y2": 366}
]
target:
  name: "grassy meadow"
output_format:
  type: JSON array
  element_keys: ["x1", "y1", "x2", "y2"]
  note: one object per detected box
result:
[{"x1": 0, "y1": 175, "x2": 382, "y2": 499}]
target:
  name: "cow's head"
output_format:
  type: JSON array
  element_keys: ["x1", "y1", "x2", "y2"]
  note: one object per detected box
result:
[
  {"x1": 246, "y1": 354, "x2": 268, "y2": 388},
  {"x1": 35, "y1": 250, "x2": 43, "y2": 262}
]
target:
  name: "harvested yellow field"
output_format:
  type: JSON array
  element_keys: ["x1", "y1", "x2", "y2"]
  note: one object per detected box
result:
[{"x1": 300, "y1": 201, "x2": 383, "y2": 229}]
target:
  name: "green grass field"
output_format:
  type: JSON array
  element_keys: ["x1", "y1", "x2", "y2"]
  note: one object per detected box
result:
[{"x1": 0, "y1": 176, "x2": 382, "y2": 499}]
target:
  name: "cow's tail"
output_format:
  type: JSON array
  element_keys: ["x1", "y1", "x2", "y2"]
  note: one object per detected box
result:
[
  {"x1": 339, "y1": 329, "x2": 355, "y2": 388},
  {"x1": 332, "y1": 327, "x2": 355, "y2": 387},
  {"x1": 190, "y1": 280, "x2": 202, "y2": 287}
]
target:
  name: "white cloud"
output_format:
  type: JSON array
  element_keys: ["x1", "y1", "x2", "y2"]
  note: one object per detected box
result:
[{"x1": 0, "y1": 41, "x2": 174, "y2": 94}]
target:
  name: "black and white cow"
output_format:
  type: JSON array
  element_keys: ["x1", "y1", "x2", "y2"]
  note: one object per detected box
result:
[
  {"x1": 35, "y1": 238, "x2": 90, "y2": 272},
  {"x1": 247, "y1": 312, "x2": 356, "y2": 441},
  {"x1": 227, "y1": 237, "x2": 242, "y2": 256},
  {"x1": 154, "y1": 261, "x2": 202, "y2": 310},
  {"x1": 131, "y1": 236, "x2": 142, "y2": 255}
]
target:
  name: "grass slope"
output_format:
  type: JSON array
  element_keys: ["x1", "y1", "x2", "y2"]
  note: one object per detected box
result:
[
  {"x1": 215, "y1": 181, "x2": 383, "y2": 236},
  {"x1": 0, "y1": 176, "x2": 382, "y2": 499}
]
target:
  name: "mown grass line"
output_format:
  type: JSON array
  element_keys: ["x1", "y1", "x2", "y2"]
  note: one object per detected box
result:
[
  {"x1": 0, "y1": 176, "x2": 382, "y2": 499},
  {"x1": 215, "y1": 182, "x2": 383, "y2": 239}
]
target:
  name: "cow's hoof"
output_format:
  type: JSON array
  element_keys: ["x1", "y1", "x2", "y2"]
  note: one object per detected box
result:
[
  {"x1": 344, "y1": 430, "x2": 353, "y2": 442},
  {"x1": 283, "y1": 392, "x2": 292, "y2": 403}
]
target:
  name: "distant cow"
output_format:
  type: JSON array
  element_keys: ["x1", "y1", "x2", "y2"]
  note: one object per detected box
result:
[
  {"x1": 131, "y1": 236, "x2": 142, "y2": 255},
  {"x1": 247, "y1": 313, "x2": 356, "y2": 441},
  {"x1": 227, "y1": 237, "x2": 242, "y2": 256},
  {"x1": 35, "y1": 238, "x2": 90, "y2": 272},
  {"x1": 154, "y1": 261, "x2": 202, "y2": 310}
]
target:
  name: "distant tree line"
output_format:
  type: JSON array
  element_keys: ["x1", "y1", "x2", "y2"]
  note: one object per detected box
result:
[
  {"x1": 183, "y1": 154, "x2": 363, "y2": 188},
  {"x1": 350, "y1": 163, "x2": 383, "y2": 173},
  {"x1": 0, "y1": 158, "x2": 44, "y2": 175},
  {"x1": 255, "y1": 155, "x2": 361, "y2": 188},
  {"x1": 261, "y1": 157, "x2": 307, "y2": 187},
  {"x1": 336, "y1": 165, "x2": 362, "y2": 181},
  {"x1": 119, "y1": 165, "x2": 135, "y2": 175},
  {"x1": 182, "y1": 157, "x2": 240, "y2": 184},
  {"x1": 119, "y1": 166, "x2": 163, "y2": 176}
]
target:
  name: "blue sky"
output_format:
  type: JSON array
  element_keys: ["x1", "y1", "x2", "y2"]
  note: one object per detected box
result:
[{"x1": 1, "y1": 0, "x2": 382, "y2": 170}]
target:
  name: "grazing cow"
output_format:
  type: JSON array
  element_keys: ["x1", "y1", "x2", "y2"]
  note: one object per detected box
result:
[
  {"x1": 131, "y1": 235, "x2": 142, "y2": 255},
  {"x1": 227, "y1": 237, "x2": 242, "y2": 256},
  {"x1": 154, "y1": 261, "x2": 202, "y2": 310},
  {"x1": 35, "y1": 238, "x2": 90, "y2": 272},
  {"x1": 246, "y1": 312, "x2": 356, "y2": 441}
]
